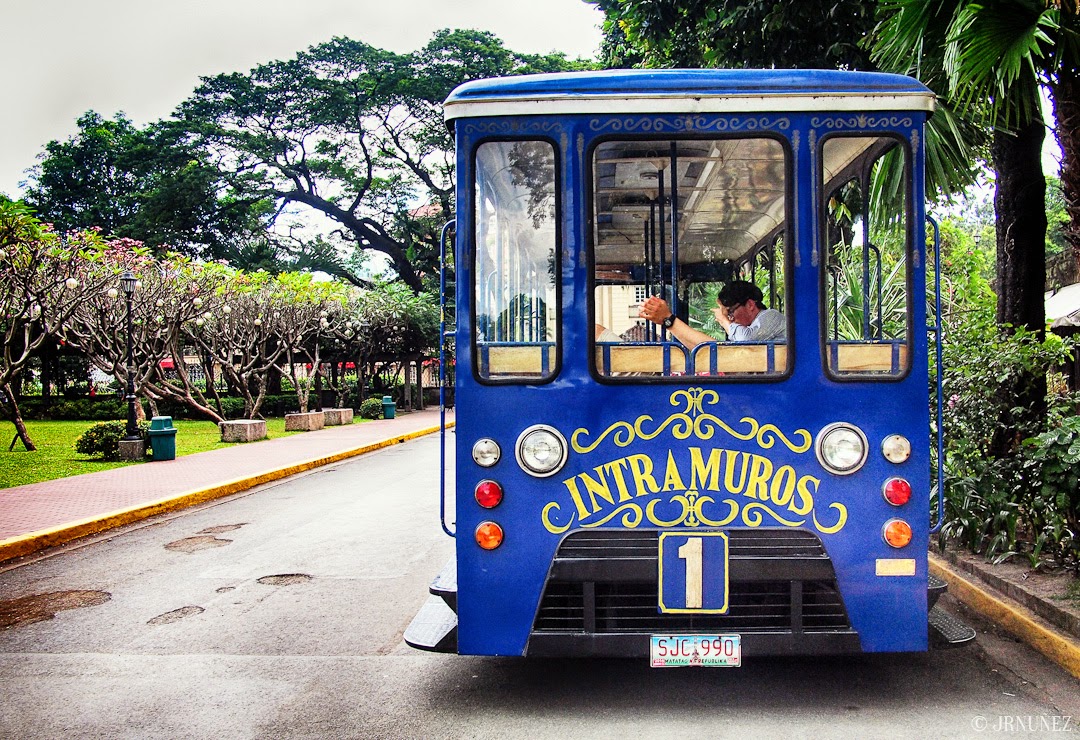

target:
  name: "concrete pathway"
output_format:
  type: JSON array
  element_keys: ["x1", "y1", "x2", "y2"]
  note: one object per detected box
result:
[{"x1": 0, "y1": 409, "x2": 452, "y2": 562}]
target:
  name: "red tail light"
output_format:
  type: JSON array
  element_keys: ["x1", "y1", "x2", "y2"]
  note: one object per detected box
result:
[
  {"x1": 883, "y1": 477, "x2": 912, "y2": 506},
  {"x1": 474, "y1": 480, "x2": 504, "y2": 508}
]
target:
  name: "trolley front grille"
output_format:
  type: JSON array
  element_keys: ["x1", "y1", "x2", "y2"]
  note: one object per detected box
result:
[{"x1": 533, "y1": 529, "x2": 852, "y2": 636}]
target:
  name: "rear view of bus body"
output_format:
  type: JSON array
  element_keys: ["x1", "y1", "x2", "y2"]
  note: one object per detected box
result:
[{"x1": 405, "y1": 69, "x2": 973, "y2": 661}]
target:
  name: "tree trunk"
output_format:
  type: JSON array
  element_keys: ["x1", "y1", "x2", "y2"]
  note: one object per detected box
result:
[
  {"x1": 1, "y1": 383, "x2": 36, "y2": 451},
  {"x1": 1052, "y1": 69, "x2": 1080, "y2": 280},
  {"x1": 993, "y1": 120, "x2": 1047, "y2": 333},
  {"x1": 990, "y1": 119, "x2": 1048, "y2": 457}
]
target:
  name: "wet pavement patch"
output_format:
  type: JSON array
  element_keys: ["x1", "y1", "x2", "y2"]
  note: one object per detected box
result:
[
  {"x1": 197, "y1": 524, "x2": 246, "y2": 535},
  {"x1": 257, "y1": 574, "x2": 312, "y2": 586},
  {"x1": 147, "y1": 606, "x2": 205, "y2": 625},
  {"x1": 165, "y1": 535, "x2": 232, "y2": 552},
  {"x1": 0, "y1": 590, "x2": 111, "y2": 630}
]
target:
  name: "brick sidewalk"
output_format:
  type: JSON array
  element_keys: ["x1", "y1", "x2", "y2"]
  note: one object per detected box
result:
[{"x1": 0, "y1": 409, "x2": 452, "y2": 559}]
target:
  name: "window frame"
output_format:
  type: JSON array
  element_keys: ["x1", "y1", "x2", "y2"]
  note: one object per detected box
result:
[
  {"x1": 817, "y1": 131, "x2": 915, "y2": 383},
  {"x1": 470, "y1": 136, "x2": 563, "y2": 386},
  {"x1": 586, "y1": 131, "x2": 795, "y2": 384}
]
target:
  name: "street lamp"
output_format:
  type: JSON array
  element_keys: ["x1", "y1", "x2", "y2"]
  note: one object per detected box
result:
[{"x1": 120, "y1": 270, "x2": 139, "y2": 440}]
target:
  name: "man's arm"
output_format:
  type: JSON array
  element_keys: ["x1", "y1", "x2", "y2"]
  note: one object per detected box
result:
[{"x1": 638, "y1": 296, "x2": 715, "y2": 348}]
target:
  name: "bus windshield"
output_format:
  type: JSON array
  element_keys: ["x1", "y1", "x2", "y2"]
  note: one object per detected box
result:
[{"x1": 591, "y1": 136, "x2": 790, "y2": 378}]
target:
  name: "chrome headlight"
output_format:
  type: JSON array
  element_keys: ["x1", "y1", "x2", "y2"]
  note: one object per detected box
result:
[
  {"x1": 815, "y1": 422, "x2": 868, "y2": 476},
  {"x1": 515, "y1": 425, "x2": 568, "y2": 478}
]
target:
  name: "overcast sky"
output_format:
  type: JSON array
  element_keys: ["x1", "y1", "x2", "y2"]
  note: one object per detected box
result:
[{"x1": 0, "y1": 0, "x2": 603, "y2": 198}]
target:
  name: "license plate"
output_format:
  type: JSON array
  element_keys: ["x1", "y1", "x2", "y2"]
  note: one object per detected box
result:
[{"x1": 650, "y1": 634, "x2": 741, "y2": 667}]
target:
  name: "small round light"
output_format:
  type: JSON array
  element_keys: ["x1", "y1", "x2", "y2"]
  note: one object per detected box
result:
[
  {"x1": 475, "y1": 521, "x2": 504, "y2": 550},
  {"x1": 883, "y1": 477, "x2": 912, "y2": 506},
  {"x1": 474, "y1": 480, "x2": 503, "y2": 508},
  {"x1": 515, "y1": 425, "x2": 568, "y2": 478},
  {"x1": 471, "y1": 438, "x2": 501, "y2": 468},
  {"x1": 815, "y1": 423, "x2": 868, "y2": 475},
  {"x1": 882, "y1": 434, "x2": 912, "y2": 464},
  {"x1": 883, "y1": 519, "x2": 913, "y2": 548}
]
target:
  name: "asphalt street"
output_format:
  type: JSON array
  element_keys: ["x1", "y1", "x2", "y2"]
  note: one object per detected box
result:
[{"x1": 0, "y1": 435, "x2": 1076, "y2": 739}]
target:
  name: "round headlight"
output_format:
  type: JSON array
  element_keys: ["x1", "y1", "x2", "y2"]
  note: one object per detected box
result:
[
  {"x1": 515, "y1": 425, "x2": 568, "y2": 478},
  {"x1": 471, "y1": 438, "x2": 501, "y2": 468},
  {"x1": 815, "y1": 422, "x2": 868, "y2": 476},
  {"x1": 881, "y1": 434, "x2": 912, "y2": 464}
]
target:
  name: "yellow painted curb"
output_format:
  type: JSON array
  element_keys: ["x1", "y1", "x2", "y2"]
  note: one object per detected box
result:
[
  {"x1": 929, "y1": 553, "x2": 1080, "y2": 680},
  {"x1": 0, "y1": 421, "x2": 453, "y2": 565}
]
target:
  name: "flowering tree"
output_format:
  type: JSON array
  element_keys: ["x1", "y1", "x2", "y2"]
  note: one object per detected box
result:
[
  {"x1": 0, "y1": 204, "x2": 116, "y2": 449},
  {"x1": 265, "y1": 273, "x2": 349, "y2": 413}
]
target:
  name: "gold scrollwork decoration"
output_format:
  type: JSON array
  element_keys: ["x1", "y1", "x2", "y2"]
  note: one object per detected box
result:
[
  {"x1": 756, "y1": 424, "x2": 812, "y2": 453},
  {"x1": 571, "y1": 420, "x2": 636, "y2": 453},
  {"x1": 636, "y1": 413, "x2": 694, "y2": 441},
  {"x1": 541, "y1": 501, "x2": 574, "y2": 534},
  {"x1": 741, "y1": 501, "x2": 806, "y2": 528},
  {"x1": 813, "y1": 502, "x2": 848, "y2": 534},
  {"x1": 582, "y1": 503, "x2": 644, "y2": 529},
  {"x1": 645, "y1": 497, "x2": 690, "y2": 527}
]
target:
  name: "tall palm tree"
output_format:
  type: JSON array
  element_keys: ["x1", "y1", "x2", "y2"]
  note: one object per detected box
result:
[{"x1": 871, "y1": 0, "x2": 1063, "y2": 335}]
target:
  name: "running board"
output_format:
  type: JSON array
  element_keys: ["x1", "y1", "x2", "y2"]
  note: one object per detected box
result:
[
  {"x1": 929, "y1": 604, "x2": 976, "y2": 648},
  {"x1": 431, "y1": 557, "x2": 457, "y2": 610},
  {"x1": 928, "y1": 573, "x2": 947, "y2": 610},
  {"x1": 404, "y1": 595, "x2": 458, "y2": 653}
]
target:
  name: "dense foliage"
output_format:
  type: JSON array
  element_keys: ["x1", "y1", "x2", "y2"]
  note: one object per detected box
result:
[{"x1": 936, "y1": 223, "x2": 1080, "y2": 571}]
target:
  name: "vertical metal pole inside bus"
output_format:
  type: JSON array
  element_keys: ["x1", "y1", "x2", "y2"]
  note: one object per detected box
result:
[
  {"x1": 668, "y1": 142, "x2": 679, "y2": 320},
  {"x1": 649, "y1": 199, "x2": 658, "y2": 342},
  {"x1": 657, "y1": 168, "x2": 667, "y2": 339}
]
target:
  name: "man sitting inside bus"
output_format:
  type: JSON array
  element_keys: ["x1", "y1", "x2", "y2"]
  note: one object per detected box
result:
[{"x1": 639, "y1": 280, "x2": 786, "y2": 346}]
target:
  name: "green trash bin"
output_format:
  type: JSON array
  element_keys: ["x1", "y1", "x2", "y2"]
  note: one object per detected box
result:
[
  {"x1": 381, "y1": 395, "x2": 396, "y2": 419},
  {"x1": 148, "y1": 416, "x2": 178, "y2": 461}
]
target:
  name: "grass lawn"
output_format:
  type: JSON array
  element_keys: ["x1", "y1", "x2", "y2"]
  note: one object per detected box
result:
[{"x1": 0, "y1": 418, "x2": 309, "y2": 490}]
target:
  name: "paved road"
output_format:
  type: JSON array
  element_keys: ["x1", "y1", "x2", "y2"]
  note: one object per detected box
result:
[{"x1": 0, "y1": 435, "x2": 1076, "y2": 739}]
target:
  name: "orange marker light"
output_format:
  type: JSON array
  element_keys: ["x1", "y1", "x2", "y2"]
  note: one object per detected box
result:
[
  {"x1": 474, "y1": 480, "x2": 504, "y2": 508},
  {"x1": 475, "y1": 521, "x2": 504, "y2": 550},
  {"x1": 883, "y1": 478, "x2": 912, "y2": 506},
  {"x1": 882, "y1": 519, "x2": 913, "y2": 548}
]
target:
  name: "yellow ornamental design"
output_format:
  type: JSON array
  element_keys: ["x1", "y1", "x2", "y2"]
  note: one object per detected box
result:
[
  {"x1": 546, "y1": 390, "x2": 845, "y2": 536},
  {"x1": 571, "y1": 388, "x2": 811, "y2": 454}
]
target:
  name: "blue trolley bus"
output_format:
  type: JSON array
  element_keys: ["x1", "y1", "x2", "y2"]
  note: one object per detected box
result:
[{"x1": 405, "y1": 69, "x2": 974, "y2": 664}]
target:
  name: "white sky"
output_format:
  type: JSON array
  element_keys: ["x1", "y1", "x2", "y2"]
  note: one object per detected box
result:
[{"x1": 0, "y1": 0, "x2": 603, "y2": 198}]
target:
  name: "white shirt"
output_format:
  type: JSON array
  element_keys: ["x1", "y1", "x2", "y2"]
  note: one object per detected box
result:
[{"x1": 726, "y1": 308, "x2": 785, "y2": 342}]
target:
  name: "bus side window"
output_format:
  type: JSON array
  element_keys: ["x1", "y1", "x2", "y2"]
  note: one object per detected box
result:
[
  {"x1": 821, "y1": 136, "x2": 910, "y2": 378},
  {"x1": 474, "y1": 141, "x2": 559, "y2": 381}
]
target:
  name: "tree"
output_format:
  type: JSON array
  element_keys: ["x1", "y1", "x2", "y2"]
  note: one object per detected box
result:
[
  {"x1": 24, "y1": 112, "x2": 271, "y2": 265},
  {"x1": 587, "y1": 0, "x2": 878, "y2": 69},
  {"x1": 0, "y1": 203, "x2": 116, "y2": 449},
  {"x1": 178, "y1": 30, "x2": 590, "y2": 292}
]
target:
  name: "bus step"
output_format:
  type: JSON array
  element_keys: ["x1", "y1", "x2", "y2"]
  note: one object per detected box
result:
[
  {"x1": 404, "y1": 595, "x2": 458, "y2": 653},
  {"x1": 929, "y1": 604, "x2": 976, "y2": 649},
  {"x1": 430, "y1": 558, "x2": 457, "y2": 611},
  {"x1": 928, "y1": 574, "x2": 947, "y2": 610}
]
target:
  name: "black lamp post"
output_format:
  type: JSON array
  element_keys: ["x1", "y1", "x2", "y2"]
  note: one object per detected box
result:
[{"x1": 120, "y1": 270, "x2": 139, "y2": 440}]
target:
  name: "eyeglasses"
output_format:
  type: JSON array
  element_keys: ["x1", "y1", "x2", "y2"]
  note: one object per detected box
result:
[{"x1": 721, "y1": 301, "x2": 743, "y2": 320}]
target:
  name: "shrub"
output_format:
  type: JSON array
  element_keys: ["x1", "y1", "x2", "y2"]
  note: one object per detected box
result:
[
  {"x1": 74, "y1": 420, "x2": 150, "y2": 460},
  {"x1": 939, "y1": 310, "x2": 1080, "y2": 571},
  {"x1": 358, "y1": 398, "x2": 383, "y2": 420}
]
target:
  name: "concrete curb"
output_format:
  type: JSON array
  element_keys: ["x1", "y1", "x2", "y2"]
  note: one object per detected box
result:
[
  {"x1": 930, "y1": 553, "x2": 1080, "y2": 680},
  {"x1": 0, "y1": 421, "x2": 452, "y2": 565}
]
